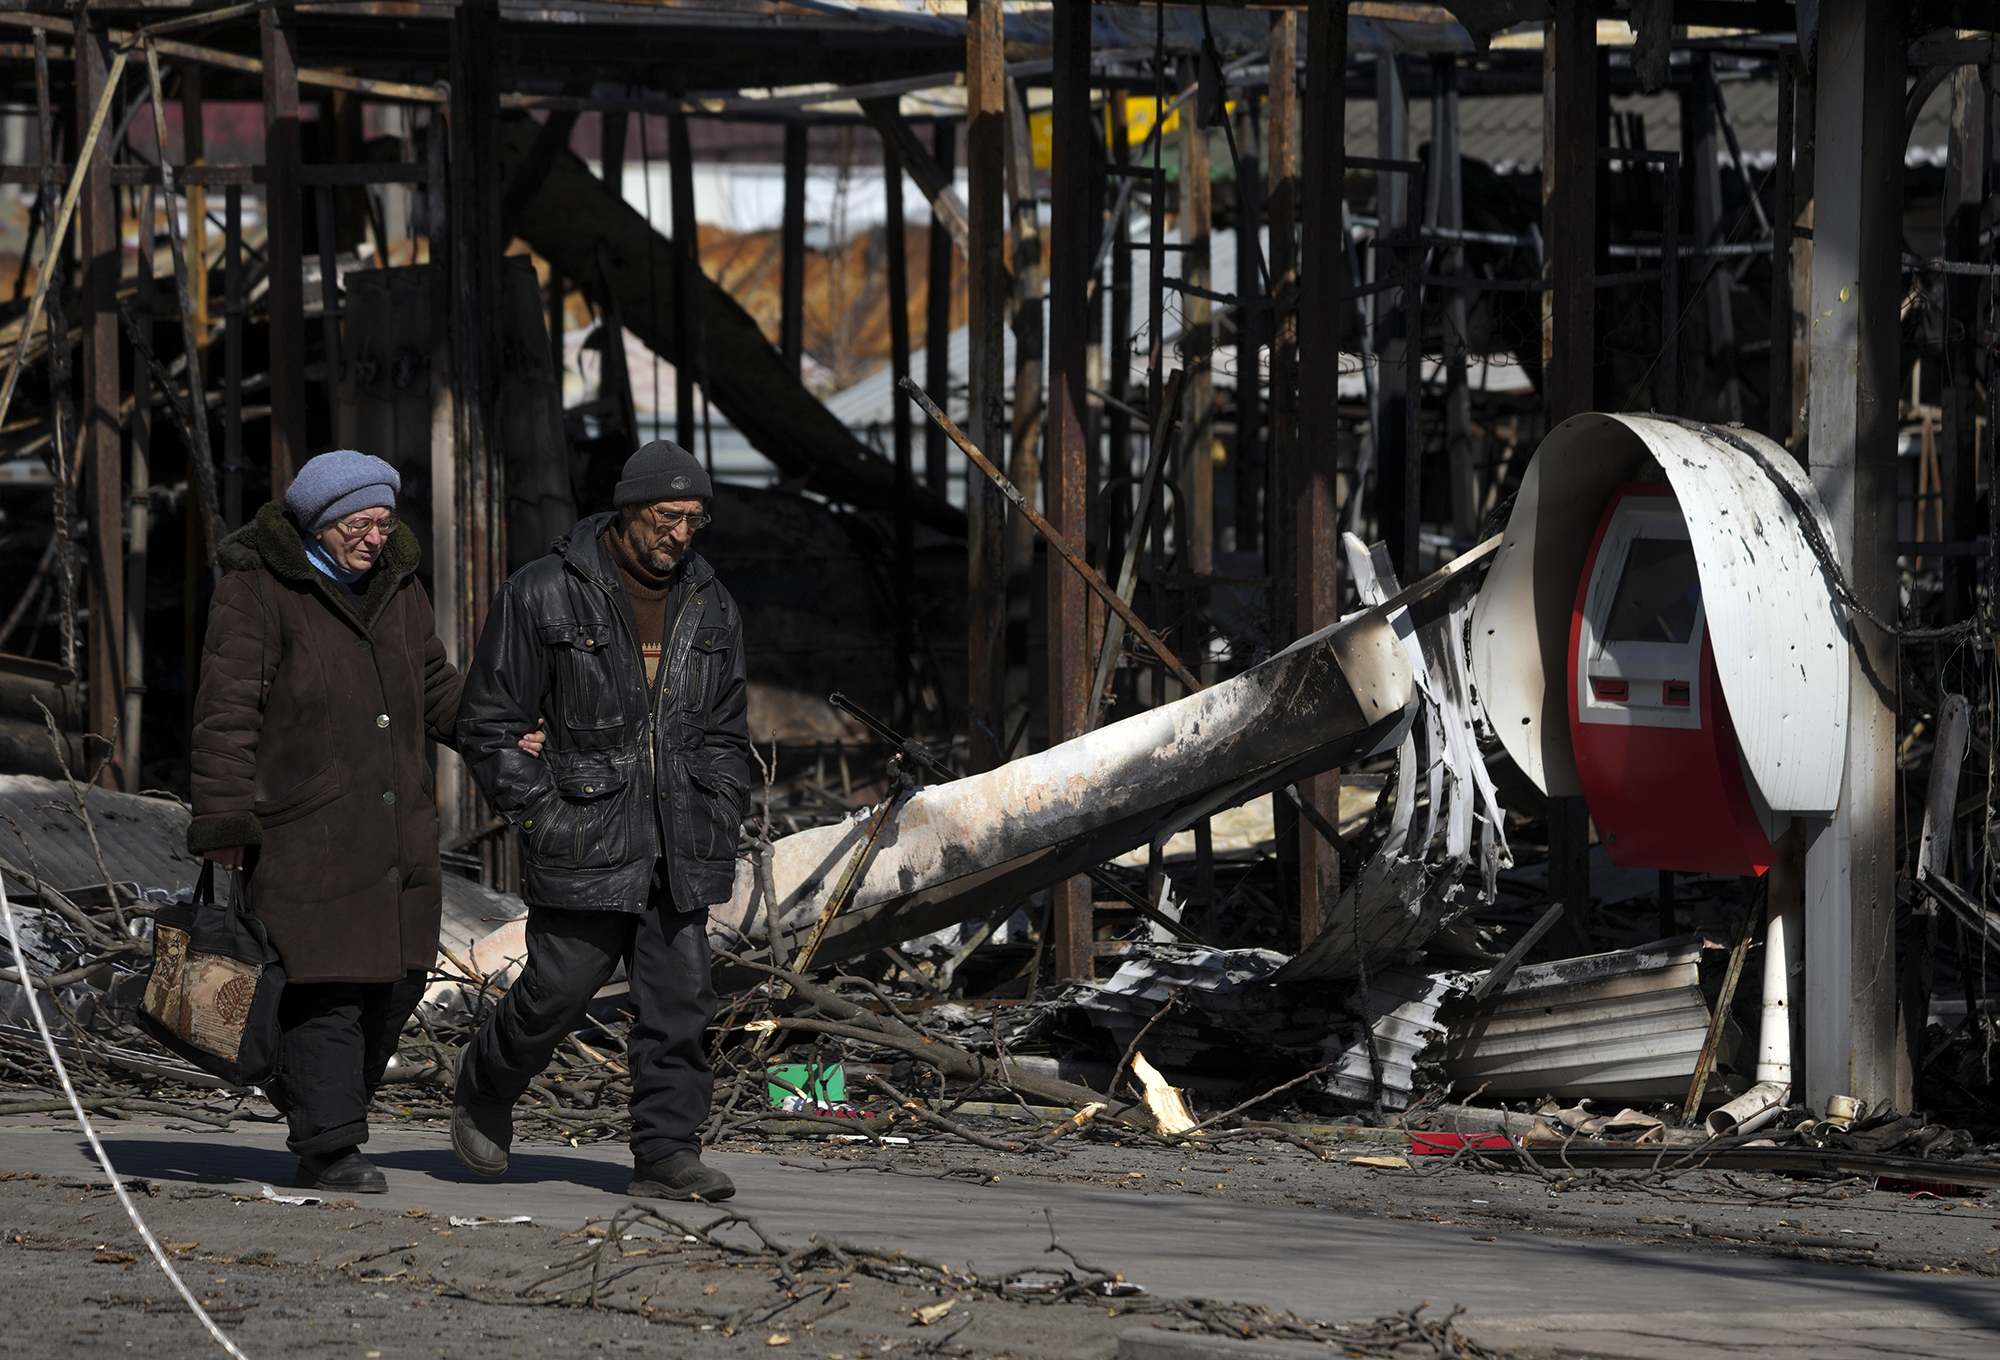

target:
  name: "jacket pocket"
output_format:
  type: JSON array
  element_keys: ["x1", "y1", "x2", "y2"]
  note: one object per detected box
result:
[
  {"x1": 533, "y1": 748, "x2": 636, "y2": 870},
  {"x1": 685, "y1": 763, "x2": 742, "y2": 864},
  {"x1": 684, "y1": 626, "x2": 731, "y2": 714},
  {"x1": 538, "y1": 618, "x2": 628, "y2": 740}
]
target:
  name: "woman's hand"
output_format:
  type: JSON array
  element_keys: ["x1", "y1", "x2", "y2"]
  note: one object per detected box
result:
[
  {"x1": 516, "y1": 719, "x2": 548, "y2": 759},
  {"x1": 203, "y1": 847, "x2": 245, "y2": 872}
]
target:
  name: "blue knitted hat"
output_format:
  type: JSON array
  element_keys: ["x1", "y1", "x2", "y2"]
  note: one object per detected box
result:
[{"x1": 286, "y1": 449, "x2": 400, "y2": 532}]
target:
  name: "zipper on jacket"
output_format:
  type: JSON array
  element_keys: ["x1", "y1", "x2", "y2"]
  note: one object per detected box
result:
[{"x1": 571, "y1": 553, "x2": 702, "y2": 875}]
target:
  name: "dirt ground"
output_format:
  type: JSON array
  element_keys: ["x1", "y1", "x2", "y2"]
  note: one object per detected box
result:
[
  {"x1": 0, "y1": 1107, "x2": 1994, "y2": 1359},
  {"x1": 0, "y1": 1159, "x2": 1530, "y2": 1360}
]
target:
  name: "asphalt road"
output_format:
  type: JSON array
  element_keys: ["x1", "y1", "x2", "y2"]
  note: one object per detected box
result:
[{"x1": 1, "y1": 1117, "x2": 1996, "y2": 1360}]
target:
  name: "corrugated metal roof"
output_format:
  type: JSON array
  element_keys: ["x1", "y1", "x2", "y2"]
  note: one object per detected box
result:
[
  {"x1": 1441, "y1": 935, "x2": 1721, "y2": 1100},
  {"x1": 0, "y1": 774, "x2": 520, "y2": 952},
  {"x1": 0, "y1": 775, "x2": 201, "y2": 899}
]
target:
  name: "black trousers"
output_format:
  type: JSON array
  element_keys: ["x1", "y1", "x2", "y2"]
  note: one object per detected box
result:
[
  {"x1": 270, "y1": 970, "x2": 426, "y2": 1158},
  {"x1": 458, "y1": 899, "x2": 715, "y2": 1164}
]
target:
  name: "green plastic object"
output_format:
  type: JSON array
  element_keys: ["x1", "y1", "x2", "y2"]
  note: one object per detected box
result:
[{"x1": 766, "y1": 1063, "x2": 846, "y2": 1107}]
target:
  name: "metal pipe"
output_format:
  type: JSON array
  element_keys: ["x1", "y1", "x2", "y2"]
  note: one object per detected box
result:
[{"x1": 1704, "y1": 1080, "x2": 1789, "y2": 1137}]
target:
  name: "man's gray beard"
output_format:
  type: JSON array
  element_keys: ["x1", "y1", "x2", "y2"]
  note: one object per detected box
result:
[{"x1": 647, "y1": 546, "x2": 679, "y2": 574}]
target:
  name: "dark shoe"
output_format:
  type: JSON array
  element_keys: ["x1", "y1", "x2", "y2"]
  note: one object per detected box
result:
[
  {"x1": 450, "y1": 1050, "x2": 511, "y2": 1178},
  {"x1": 296, "y1": 1148, "x2": 386, "y2": 1194},
  {"x1": 629, "y1": 1151, "x2": 734, "y2": 1202}
]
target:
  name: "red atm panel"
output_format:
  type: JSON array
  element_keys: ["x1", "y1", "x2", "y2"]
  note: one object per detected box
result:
[{"x1": 1567, "y1": 484, "x2": 1776, "y2": 877}]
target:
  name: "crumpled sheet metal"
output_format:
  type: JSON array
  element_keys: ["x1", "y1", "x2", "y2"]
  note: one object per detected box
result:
[
  {"x1": 1275, "y1": 538, "x2": 1511, "y2": 983},
  {"x1": 1440, "y1": 936, "x2": 1715, "y2": 1100},
  {"x1": 1315, "y1": 966, "x2": 1466, "y2": 1111},
  {"x1": 709, "y1": 580, "x2": 1431, "y2": 977},
  {"x1": 1058, "y1": 946, "x2": 1294, "y2": 1071}
]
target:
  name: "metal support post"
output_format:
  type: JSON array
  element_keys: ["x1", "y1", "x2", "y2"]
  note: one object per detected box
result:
[
  {"x1": 924, "y1": 119, "x2": 955, "y2": 492},
  {"x1": 1434, "y1": 54, "x2": 1478, "y2": 543},
  {"x1": 780, "y1": 120, "x2": 806, "y2": 378},
  {"x1": 669, "y1": 110, "x2": 697, "y2": 450},
  {"x1": 126, "y1": 186, "x2": 154, "y2": 792},
  {"x1": 262, "y1": 5, "x2": 305, "y2": 495},
  {"x1": 223, "y1": 186, "x2": 244, "y2": 528},
  {"x1": 1542, "y1": 0, "x2": 1597, "y2": 950},
  {"x1": 884, "y1": 130, "x2": 915, "y2": 723},
  {"x1": 315, "y1": 186, "x2": 343, "y2": 441},
  {"x1": 1942, "y1": 67, "x2": 1985, "y2": 614},
  {"x1": 1047, "y1": 0, "x2": 1094, "y2": 979},
  {"x1": 1004, "y1": 77, "x2": 1044, "y2": 612},
  {"x1": 1804, "y1": 0, "x2": 1907, "y2": 1114},
  {"x1": 449, "y1": 0, "x2": 509, "y2": 885},
  {"x1": 1178, "y1": 57, "x2": 1214, "y2": 588},
  {"x1": 965, "y1": 0, "x2": 1009, "y2": 772},
  {"x1": 1294, "y1": 0, "x2": 1347, "y2": 947},
  {"x1": 76, "y1": 11, "x2": 122, "y2": 778},
  {"x1": 1689, "y1": 56, "x2": 1742, "y2": 423},
  {"x1": 1368, "y1": 50, "x2": 1416, "y2": 572},
  {"x1": 1233, "y1": 94, "x2": 1263, "y2": 555},
  {"x1": 181, "y1": 62, "x2": 208, "y2": 729},
  {"x1": 1769, "y1": 54, "x2": 1794, "y2": 445}
]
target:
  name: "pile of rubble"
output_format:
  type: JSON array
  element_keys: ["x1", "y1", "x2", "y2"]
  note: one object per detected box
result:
[{"x1": 0, "y1": 530, "x2": 1994, "y2": 1191}]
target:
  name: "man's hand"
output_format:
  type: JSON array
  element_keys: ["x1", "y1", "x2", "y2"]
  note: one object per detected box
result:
[
  {"x1": 516, "y1": 719, "x2": 548, "y2": 759},
  {"x1": 203, "y1": 847, "x2": 245, "y2": 872}
]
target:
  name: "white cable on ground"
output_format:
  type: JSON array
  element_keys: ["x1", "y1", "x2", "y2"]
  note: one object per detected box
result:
[{"x1": 0, "y1": 869, "x2": 254, "y2": 1360}]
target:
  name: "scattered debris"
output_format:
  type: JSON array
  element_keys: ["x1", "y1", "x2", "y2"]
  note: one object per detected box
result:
[{"x1": 258, "y1": 1186, "x2": 321, "y2": 1207}]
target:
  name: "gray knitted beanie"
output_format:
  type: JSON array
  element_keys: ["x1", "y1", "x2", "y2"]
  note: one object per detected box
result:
[
  {"x1": 614, "y1": 440, "x2": 712, "y2": 507},
  {"x1": 286, "y1": 449, "x2": 400, "y2": 532}
]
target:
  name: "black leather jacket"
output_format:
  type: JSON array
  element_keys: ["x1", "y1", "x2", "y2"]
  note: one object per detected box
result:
[{"x1": 457, "y1": 512, "x2": 752, "y2": 914}]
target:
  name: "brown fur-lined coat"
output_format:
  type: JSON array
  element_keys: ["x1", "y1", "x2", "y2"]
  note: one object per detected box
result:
[{"x1": 187, "y1": 501, "x2": 462, "y2": 983}]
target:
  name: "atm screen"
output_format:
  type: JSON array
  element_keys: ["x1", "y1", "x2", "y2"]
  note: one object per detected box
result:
[{"x1": 1603, "y1": 537, "x2": 1702, "y2": 645}]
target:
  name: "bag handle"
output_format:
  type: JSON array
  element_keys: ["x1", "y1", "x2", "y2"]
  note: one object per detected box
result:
[{"x1": 191, "y1": 858, "x2": 250, "y2": 916}]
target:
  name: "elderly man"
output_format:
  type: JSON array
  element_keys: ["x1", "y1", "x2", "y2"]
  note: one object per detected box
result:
[
  {"x1": 188, "y1": 450, "x2": 547, "y2": 1192},
  {"x1": 453, "y1": 440, "x2": 751, "y2": 1201}
]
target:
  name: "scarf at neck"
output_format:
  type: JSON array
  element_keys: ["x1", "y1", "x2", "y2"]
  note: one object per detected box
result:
[{"x1": 302, "y1": 532, "x2": 369, "y2": 585}]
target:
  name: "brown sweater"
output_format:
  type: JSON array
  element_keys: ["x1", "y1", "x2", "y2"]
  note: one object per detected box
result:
[{"x1": 604, "y1": 525, "x2": 679, "y2": 686}]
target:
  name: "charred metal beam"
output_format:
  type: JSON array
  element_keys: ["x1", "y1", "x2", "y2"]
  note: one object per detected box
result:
[
  {"x1": 76, "y1": 10, "x2": 121, "y2": 783},
  {"x1": 964, "y1": 0, "x2": 1008, "y2": 770},
  {"x1": 1294, "y1": 0, "x2": 1345, "y2": 949},
  {"x1": 497, "y1": 112, "x2": 965, "y2": 537},
  {"x1": 1046, "y1": 0, "x2": 1094, "y2": 980},
  {"x1": 711, "y1": 541, "x2": 1497, "y2": 989}
]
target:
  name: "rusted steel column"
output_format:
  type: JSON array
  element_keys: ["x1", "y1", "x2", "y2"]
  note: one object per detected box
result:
[
  {"x1": 182, "y1": 65, "x2": 209, "y2": 389},
  {"x1": 1541, "y1": 0, "x2": 1595, "y2": 420},
  {"x1": 1541, "y1": 0, "x2": 1596, "y2": 953},
  {"x1": 182, "y1": 62, "x2": 208, "y2": 755},
  {"x1": 965, "y1": 0, "x2": 1009, "y2": 773},
  {"x1": 1233, "y1": 93, "x2": 1263, "y2": 555},
  {"x1": 450, "y1": 0, "x2": 510, "y2": 884},
  {"x1": 75, "y1": 11, "x2": 121, "y2": 778},
  {"x1": 262, "y1": 5, "x2": 305, "y2": 496},
  {"x1": 1003, "y1": 79, "x2": 1044, "y2": 611},
  {"x1": 1177, "y1": 59, "x2": 1213, "y2": 588},
  {"x1": 924, "y1": 120, "x2": 956, "y2": 492},
  {"x1": 884, "y1": 128, "x2": 915, "y2": 721},
  {"x1": 1046, "y1": 0, "x2": 1095, "y2": 979},
  {"x1": 1292, "y1": 0, "x2": 1346, "y2": 947},
  {"x1": 1941, "y1": 66, "x2": 1984, "y2": 615},
  {"x1": 1803, "y1": 0, "x2": 1906, "y2": 1115}
]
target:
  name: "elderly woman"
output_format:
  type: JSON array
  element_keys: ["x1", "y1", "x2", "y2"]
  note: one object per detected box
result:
[{"x1": 187, "y1": 450, "x2": 540, "y2": 1193}]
